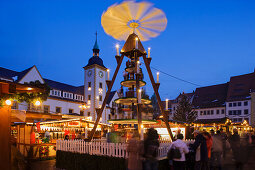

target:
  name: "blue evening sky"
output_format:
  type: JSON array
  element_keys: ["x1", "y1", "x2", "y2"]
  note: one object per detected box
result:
[{"x1": 0, "y1": 0, "x2": 255, "y2": 100}]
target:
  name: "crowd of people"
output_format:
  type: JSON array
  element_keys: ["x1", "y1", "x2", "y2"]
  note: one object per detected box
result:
[
  {"x1": 127, "y1": 128, "x2": 255, "y2": 170},
  {"x1": 168, "y1": 128, "x2": 254, "y2": 170}
]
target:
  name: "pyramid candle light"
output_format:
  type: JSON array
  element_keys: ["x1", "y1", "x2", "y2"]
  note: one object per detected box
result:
[
  {"x1": 157, "y1": 72, "x2": 159, "y2": 83},
  {"x1": 116, "y1": 44, "x2": 120, "y2": 56},
  {"x1": 148, "y1": 47, "x2": 151, "y2": 58}
]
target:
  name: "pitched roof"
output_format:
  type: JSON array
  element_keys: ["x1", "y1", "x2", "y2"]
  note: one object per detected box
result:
[
  {"x1": 227, "y1": 72, "x2": 255, "y2": 101},
  {"x1": 107, "y1": 91, "x2": 117, "y2": 104},
  {"x1": 0, "y1": 67, "x2": 18, "y2": 81},
  {"x1": 0, "y1": 66, "x2": 33, "y2": 82},
  {"x1": 44, "y1": 79, "x2": 83, "y2": 95},
  {"x1": 192, "y1": 83, "x2": 228, "y2": 108}
]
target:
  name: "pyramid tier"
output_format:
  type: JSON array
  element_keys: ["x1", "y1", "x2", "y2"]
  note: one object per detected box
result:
[
  {"x1": 121, "y1": 80, "x2": 146, "y2": 88},
  {"x1": 114, "y1": 97, "x2": 151, "y2": 105}
]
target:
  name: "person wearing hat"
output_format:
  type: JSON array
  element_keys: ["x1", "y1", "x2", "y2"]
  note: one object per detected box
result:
[{"x1": 190, "y1": 130, "x2": 208, "y2": 170}]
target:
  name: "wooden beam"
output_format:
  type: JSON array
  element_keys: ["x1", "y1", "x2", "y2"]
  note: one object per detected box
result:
[
  {"x1": 0, "y1": 106, "x2": 11, "y2": 170},
  {"x1": 142, "y1": 55, "x2": 174, "y2": 141},
  {"x1": 88, "y1": 54, "x2": 124, "y2": 141}
]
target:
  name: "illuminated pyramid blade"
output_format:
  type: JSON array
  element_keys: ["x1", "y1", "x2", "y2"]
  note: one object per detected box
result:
[
  {"x1": 121, "y1": 33, "x2": 145, "y2": 57},
  {"x1": 101, "y1": 1, "x2": 167, "y2": 41}
]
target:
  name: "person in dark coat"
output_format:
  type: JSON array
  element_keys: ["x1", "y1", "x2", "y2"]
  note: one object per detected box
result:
[
  {"x1": 143, "y1": 128, "x2": 159, "y2": 170},
  {"x1": 229, "y1": 129, "x2": 243, "y2": 170},
  {"x1": 190, "y1": 130, "x2": 208, "y2": 170}
]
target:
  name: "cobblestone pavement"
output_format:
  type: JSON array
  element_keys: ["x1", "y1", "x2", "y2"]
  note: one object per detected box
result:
[{"x1": 30, "y1": 159, "x2": 58, "y2": 170}]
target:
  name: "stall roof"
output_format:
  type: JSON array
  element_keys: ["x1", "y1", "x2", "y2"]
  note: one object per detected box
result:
[
  {"x1": 108, "y1": 119, "x2": 157, "y2": 125},
  {"x1": 194, "y1": 117, "x2": 228, "y2": 124}
]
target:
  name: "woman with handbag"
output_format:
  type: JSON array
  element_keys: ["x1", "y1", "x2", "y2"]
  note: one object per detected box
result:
[{"x1": 168, "y1": 134, "x2": 189, "y2": 170}]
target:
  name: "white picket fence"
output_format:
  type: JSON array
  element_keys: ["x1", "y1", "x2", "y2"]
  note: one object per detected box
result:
[{"x1": 56, "y1": 139, "x2": 194, "y2": 159}]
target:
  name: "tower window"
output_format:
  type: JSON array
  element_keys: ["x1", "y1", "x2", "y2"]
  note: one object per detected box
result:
[
  {"x1": 88, "y1": 82, "x2": 91, "y2": 87},
  {"x1": 88, "y1": 95, "x2": 91, "y2": 100},
  {"x1": 99, "y1": 95, "x2": 102, "y2": 101},
  {"x1": 88, "y1": 112, "x2": 91, "y2": 117},
  {"x1": 99, "y1": 82, "x2": 103, "y2": 89}
]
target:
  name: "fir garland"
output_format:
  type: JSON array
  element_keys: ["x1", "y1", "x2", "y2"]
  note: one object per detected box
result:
[{"x1": 0, "y1": 80, "x2": 50, "y2": 107}]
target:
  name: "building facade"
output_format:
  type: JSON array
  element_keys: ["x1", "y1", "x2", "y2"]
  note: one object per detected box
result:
[{"x1": 0, "y1": 38, "x2": 116, "y2": 124}]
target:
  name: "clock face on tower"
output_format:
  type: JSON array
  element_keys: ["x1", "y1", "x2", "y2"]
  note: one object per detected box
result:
[
  {"x1": 99, "y1": 71, "x2": 104, "y2": 78},
  {"x1": 87, "y1": 70, "x2": 92, "y2": 77}
]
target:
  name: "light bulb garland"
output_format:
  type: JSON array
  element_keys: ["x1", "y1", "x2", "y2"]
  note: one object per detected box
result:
[{"x1": 0, "y1": 80, "x2": 50, "y2": 107}]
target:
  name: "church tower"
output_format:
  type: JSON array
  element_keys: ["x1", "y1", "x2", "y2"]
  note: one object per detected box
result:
[{"x1": 84, "y1": 35, "x2": 108, "y2": 123}]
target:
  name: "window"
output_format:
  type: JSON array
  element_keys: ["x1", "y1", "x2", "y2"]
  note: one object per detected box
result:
[
  {"x1": 237, "y1": 110, "x2": 241, "y2": 115},
  {"x1": 88, "y1": 95, "x2": 91, "y2": 100},
  {"x1": 108, "y1": 114, "x2": 111, "y2": 120},
  {"x1": 229, "y1": 103, "x2": 232, "y2": 107},
  {"x1": 88, "y1": 82, "x2": 91, "y2": 87},
  {"x1": 99, "y1": 95, "x2": 102, "y2": 101},
  {"x1": 211, "y1": 110, "x2": 214, "y2": 115},
  {"x1": 55, "y1": 91, "x2": 57, "y2": 95},
  {"x1": 80, "y1": 110, "x2": 84, "y2": 116},
  {"x1": 64, "y1": 93, "x2": 66, "y2": 97},
  {"x1": 229, "y1": 110, "x2": 232, "y2": 115},
  {"x1": 233, "y1": 110, "x2": 237, "y2": 115},
  {"x1": 11, "y1": 101, "x2": 18, "y2": 109},
  {"x1": 43, "y1": 105, "x2": 50, "y2": 113},
  {"x1": 238, "y1": 118, "x2": 243, "y2": 122},
  {"x1": 87, "y1": 112, "x2": 91, "y2": 116},
  {"x1": 200, "y1": 111, "x2": 203, "y2": 115},
  {"x1": 69, "y1": 109, "x2": 73, "y2": 114},
  {"x1": 221, "y1": 109, "x2": 225, "y2": 114},
  {"x1": 99, "y1": 82, "x2": 103, "y2": 88},
  {"x1": 56, "y1": 107, "x2": 61, "y2": 113},
  {"x1": 244, "y1": 109, "x2": 248, "y2": 115},
  {"x1": 233, "y1": 103, "x2": 237, "y2": 107},
  {"x1": 244, "y1": 101, "x2": 248, "y2": 106},
  {"x1": 216, "y1": 110, "x2": 220, "y2": 114},
  {"x1": 207, "y1": 110, "x2": 210, "y2": 115},
  {"x1": 238, "y1": 102, "x2": 241, "y2": 106}
]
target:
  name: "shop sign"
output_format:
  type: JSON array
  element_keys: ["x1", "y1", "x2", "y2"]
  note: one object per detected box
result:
[{"x1": 68, "y1": 121, "x2": 80, "y2": 127}]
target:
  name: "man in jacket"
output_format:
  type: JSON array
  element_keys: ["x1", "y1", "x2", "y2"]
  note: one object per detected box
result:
[{"x1": 191, "y1": 130, "x2": 208, "y2": 170}]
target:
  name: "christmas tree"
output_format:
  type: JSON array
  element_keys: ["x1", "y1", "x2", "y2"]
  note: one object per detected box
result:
[{"x1": 173, "y1": 94, "x2": 197, "y2": 124}]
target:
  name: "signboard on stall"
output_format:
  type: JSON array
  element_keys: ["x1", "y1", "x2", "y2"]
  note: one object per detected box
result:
[{"x1": 68, "y1": 121, "x2": 80, "y2": 127}]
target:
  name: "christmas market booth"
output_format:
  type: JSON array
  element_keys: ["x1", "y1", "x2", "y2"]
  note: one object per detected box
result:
[
  {"x1": 193, "y1": 117, "x2": 254, "y2": 135},
  {"x1": 12, "y1": 114, "x2": 111, "y2": 160}
]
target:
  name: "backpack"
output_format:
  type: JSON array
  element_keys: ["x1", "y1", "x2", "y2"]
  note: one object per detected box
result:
[{"x1": 168, "y1": 146, "x2": 181, "y2": 160}]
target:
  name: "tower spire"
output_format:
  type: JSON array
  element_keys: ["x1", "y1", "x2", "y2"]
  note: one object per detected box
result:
[{"x1": 93, "y1": 31, "x2": 100, "y2": 56}]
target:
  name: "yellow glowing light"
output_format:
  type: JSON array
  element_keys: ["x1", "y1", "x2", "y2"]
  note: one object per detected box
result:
[
  {"x1": 135, "y1": 37, "x2": 138, "y2": 41},
  {"x1": 27, "y1": 87, "x2": 33, "y2": 90},
  {"x1": 115, "y1": 44, "x2": 119, "y2": 48},
  {"x1": 5, "y1": 100, "x2": 12, "y2": 106},
  {"x1": 107, "y1": 69, "x2": 110, "y2": 72},
  {"x1": 141, "y1": 124, "x2": 144, "y2": 128},
  {"x1": 88, "y1": 87, "x2": 91, "y2": 91},
  {"x1": 35, "y1": 100, "x2": 41, "y2": 106}
]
